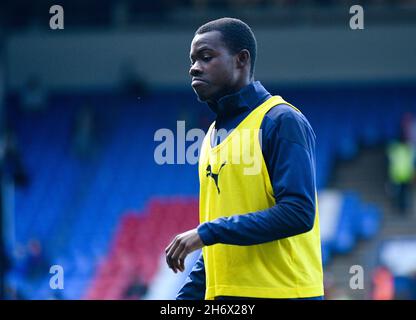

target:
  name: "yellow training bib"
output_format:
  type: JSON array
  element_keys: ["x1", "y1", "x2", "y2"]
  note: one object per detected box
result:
[{"x1": 198, "y1": 96, "x2": 324, "y2": 299}]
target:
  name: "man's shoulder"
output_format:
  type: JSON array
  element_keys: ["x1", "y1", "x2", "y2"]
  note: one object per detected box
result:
[
  {"x1": 263, "y1": 102, "x2": 312, "y2": 128},
  {"x1": 262, "y1": 102, "x2": 316, "y2": 145}
]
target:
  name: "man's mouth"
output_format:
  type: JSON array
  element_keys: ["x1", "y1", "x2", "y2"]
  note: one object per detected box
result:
[{"x1": 191, "y1": 78, "x2": 208, "y2": 87}]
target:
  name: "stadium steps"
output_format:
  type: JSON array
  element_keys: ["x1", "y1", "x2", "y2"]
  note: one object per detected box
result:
[
  {"x1": 84, "y1": 197, "x2": 199, "y2": 299},
  {"x1": 48, "y1": 158, "x2": 102, "y2": 257},
  {"x1": 325, "y1": 145, "x2": 416, "y2": 299}
]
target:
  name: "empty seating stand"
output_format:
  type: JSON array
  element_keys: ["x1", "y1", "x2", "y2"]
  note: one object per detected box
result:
[{"x1": 7, "y1": 84, "x2": 414, "y2": 299}]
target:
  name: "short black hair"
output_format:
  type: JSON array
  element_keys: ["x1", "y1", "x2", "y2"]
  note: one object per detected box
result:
[{"x1": 195, "y1": 17, "x2": 257, "y2": 78}]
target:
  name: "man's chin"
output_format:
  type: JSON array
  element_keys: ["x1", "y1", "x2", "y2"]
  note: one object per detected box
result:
[
  {"x1": 196, "y1": 95, "x2": 208, "y2": 103},
  {"x1": 193, "y1": 89, "x2": 210, "y2": 103}
]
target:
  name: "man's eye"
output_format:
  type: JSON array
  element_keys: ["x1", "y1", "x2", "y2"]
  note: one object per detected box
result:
[{"x1": 202, "y1": 56, "x2": 212, "y2": 62}]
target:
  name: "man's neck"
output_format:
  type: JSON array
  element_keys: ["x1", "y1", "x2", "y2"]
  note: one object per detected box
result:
[{"x1": 208, "y1": 79, "x2": 252, "y2": 106}]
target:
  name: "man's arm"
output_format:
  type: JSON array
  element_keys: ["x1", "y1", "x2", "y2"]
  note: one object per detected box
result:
[
  {"x1": 176, "y1": 251, "x2": 206, "y2": 300},
  {"x1": 198, "y1": 106, "x2": 317, "y2": 246}
]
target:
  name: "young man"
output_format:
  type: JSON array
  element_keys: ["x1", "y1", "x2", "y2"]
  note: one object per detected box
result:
[{"x1": 165, "y1": 17, "x2": 324, "y2": 300}]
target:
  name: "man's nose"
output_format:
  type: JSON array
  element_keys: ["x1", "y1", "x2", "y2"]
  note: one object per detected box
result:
[{"x1": 189, "y1": 62, "x2": 202, "y2": 77}]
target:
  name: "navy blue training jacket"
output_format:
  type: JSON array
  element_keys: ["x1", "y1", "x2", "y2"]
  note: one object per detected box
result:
[{"x1": 177, "y1": 81, "x2": 319, "y2": 300}]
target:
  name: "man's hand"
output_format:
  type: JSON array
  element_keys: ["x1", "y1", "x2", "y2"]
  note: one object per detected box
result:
[{"x1": 165, "y1": 228, "x2": 204, "y2": 273}]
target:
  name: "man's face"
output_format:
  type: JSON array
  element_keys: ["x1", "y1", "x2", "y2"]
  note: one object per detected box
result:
[{"x1": 189, "y1": 31, "x2": 237, "y2": 103}]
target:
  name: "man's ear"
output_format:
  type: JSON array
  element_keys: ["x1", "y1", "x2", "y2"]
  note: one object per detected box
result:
[{"x1": 236, "y1": 49, "x2": 250, "y2": 70}]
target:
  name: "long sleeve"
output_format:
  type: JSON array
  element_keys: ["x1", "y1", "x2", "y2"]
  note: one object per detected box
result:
[
  {"x1": 176, "y1": 251, "x2": 206, "y2": 300},
  {"x1": 197, "y1": 105, "x2": 317, "y2": 246}
]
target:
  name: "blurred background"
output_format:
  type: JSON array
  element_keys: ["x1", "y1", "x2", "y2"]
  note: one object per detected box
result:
[{"x1": 0, "y1": 0, "x2": 416, "y2": 300}]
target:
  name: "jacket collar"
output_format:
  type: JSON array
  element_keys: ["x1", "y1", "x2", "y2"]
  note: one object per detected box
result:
[{"x1": 207, "y1": 81, "x2": 271, "y2": 120}]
